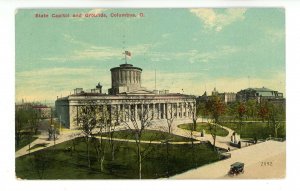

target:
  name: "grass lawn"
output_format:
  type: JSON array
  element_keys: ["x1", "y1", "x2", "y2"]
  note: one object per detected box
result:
[
  {"x1": 178, "y1": 122, "x2": 229, "y2": 137},
  {"x1": 16, "y1": 137, "x2": 220, "y2": 179},
  {"x1": 101, "y1": 129, "x2": 196, "y2": 142},
  {"x1": 220, "y1": 122, "x2": 286, "y2": 139}
]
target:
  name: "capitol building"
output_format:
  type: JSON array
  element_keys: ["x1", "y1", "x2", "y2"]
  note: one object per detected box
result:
[{"x1": 55, "y1": 62, "x2": 196, "y2": 129}]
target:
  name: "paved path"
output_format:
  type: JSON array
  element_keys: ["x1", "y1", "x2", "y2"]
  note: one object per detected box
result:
[
  {"x1": 16, "y1": 118, "x2": 235, "y2": 158},
  {"x1": 151, "y1": 118, "x2": 236, "y2": 150},
  {"x1": 95, "y1": 136, "x2": 201, "y2": 145},
  {"x1": 170, "y1": 140, "x2": 286, "y2": 179}
]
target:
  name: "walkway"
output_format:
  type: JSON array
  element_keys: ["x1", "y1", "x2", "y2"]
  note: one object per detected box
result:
[
  {"x1": 170, "y1": 140, "x2": 285, "y2": 179},
  {"x1": 16, "y1": 118, "x2": 235, "y2": 158},
  {"x1": 95, "y1": 136, "x2": 201, "y2": 145},
  {"x1": 151, "y1": 118, "x2": 236, "y2": 150}
]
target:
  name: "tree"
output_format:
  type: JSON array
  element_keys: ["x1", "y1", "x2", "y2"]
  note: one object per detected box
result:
[
  {"x1": 166, "y1": 103, "x2": 176, "y2": 134},
  {"x1": 198, "y1": 102, "x2": 208, "y2": 122},
  {"x1": 93, "y1": 104, "x2": 110, "y2": 172},
  {"x1": 207, "y1": 120, "x2": 218, "y2": 151},
  {"x1": 205, "y1": 96, "x2": 226, "y2": 150},
  {"x1": 27, "y1": 107, "x2": 40, "y2": 135},
  {"x1": 245, "y1": 99, "x2": 257, "y2": 120},
  {"x1": 68, "y1": 132, "x2": 81, "y2": 155},
  {"x1": 258, "y1": 102, "x2": 269, "y2": 122},
  {"x1": 191, "y1": 101, "x2": 201, "y2": 131},
  {"x1": 15, "y1": 105, "x2": 40, "y2": 149},
  {"x1": 267, "y1": 102, "x2": 285, "y2": 138},
  {"x1": 107, "y1": 105, "x2": 122, "y2": 162},
  {"x1": 205, "y1": 96, "x2": 226, "y2": 124},
  {"x1": 15, "y1": 108, "x2": 29, "y2": 148},
  {"x1": 122, "y1": 102, "x2": 153, "y2": 179},
  {"x1": 76, "y1": 101, "x2": 101, "y2": 168},
  {"x1": 187, "y1": 101, "x2": 200, "y2": 146},
  {"x1": 237, "y1": 102, "x2": 247, "y2": 133}
]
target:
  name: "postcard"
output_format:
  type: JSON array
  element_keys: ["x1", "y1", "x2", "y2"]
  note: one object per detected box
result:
[{"x1": 15, "y1": 8, "x2": 285, "y2": 179}]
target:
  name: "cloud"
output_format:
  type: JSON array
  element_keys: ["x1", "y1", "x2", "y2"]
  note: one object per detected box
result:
[
  {"x1": 148, "y1": 45, "x2": 239, "y2": 63},
  {"x1": 16, "y1": 66, "x2": 285, "y2": 103},
  {"x1": 162, "y1": 33, "x2": 171, "y2": 38},
  {"x1": 190, "y1": 8, "x2": 247, "y2": 32},
  {"x1": 43, "y1": 34, "x2": 154, "y2": 62},
  {"x1": 87, "y1": 9, "x2": 108, "y2": 15},
  {"x1": 142, "y1": 70, "x2": 285, "y2": 97},
  {"x1": 264, "y1": 28, "x2": 285, "y2": 43},
  {"x1": 16, "y1": 67, "x2": 111, "y2": 102}
]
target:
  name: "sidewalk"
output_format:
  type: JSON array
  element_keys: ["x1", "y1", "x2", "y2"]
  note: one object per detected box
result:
[
  {"x1": 16, "y1": 118, "x2": 236, "y2": 157},
  {"x1": 170, "y1": 140, "x2": 286, "y2": 179}
]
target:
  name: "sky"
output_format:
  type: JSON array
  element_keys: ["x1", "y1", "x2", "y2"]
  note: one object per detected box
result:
[{"x1": 15, "y1": 8, "x2": 285, "y2": 103}]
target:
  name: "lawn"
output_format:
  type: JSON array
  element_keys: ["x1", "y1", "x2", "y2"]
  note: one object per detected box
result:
[
  {"x1": 220, "y1": 122, "x2": 286, "y2": 140},
  {"x1": 101, "y1": 129, "x2": 196, "y2": 142},
  {"x1": 178, "y1": 122, "x2": 229, "y2": 137},
  {"x1": 16, "y1": 137, "x2": 220, "y2": 179}
]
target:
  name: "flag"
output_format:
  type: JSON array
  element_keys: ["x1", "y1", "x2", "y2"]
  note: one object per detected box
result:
[{"x1": 125, "y1": 50, "x2": 131, "y2": 57}]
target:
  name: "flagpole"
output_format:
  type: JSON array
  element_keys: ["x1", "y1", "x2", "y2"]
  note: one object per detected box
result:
[
  {"x1": 124, "y1": 51, "x2": 127, "y2": 64},
  {"x1": 155, "y1": 69, "x2": 156, "y2": 90}
]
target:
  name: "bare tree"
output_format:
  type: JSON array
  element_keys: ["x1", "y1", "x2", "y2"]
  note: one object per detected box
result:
[
  {"x1": 28, "y1": 108, "x2": 40, "y2": 135},
  {"x1": 122, "y1": 102, "x2": 153, "y2": 179},
  {"x1": 68, "y1": 132, "x2": 82, "y2": 155},
  {"x1": 268, "y1": 102, "x2": 285, "y2": 138},
  {"x1": 237, "y1": 102, "x2": 247, "y2": 134},
  {"x1": 166, "y1": 103, "x2": 176, "y2": 134},
  {"x1": 76, "y1": 101, "x2": 101, "y2": 168},
  {"x1": 94, "y1": 104, "x2": 110, "y2": 172},
  {"x1": 187, "y1": 102, "x2": 199, "y2": 146},
  {"x1": 205, "y1": 96, "x2": 226, "y2": 150},
  {"x1": 207, "y1": 119, "x2": 218, "y2": 151},
  {"x1": 15, "y1": 108, "x2": 29, "y2": 149}
]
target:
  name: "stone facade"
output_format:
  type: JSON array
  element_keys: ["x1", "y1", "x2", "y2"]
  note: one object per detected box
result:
[{"x1": 56, "y1": 94, "x2": 195, "y2": 129}]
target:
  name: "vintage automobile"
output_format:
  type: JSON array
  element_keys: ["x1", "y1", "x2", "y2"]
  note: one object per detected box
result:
[{"x1": 228, "y1": 162, "x2": 245, "y2": 176}]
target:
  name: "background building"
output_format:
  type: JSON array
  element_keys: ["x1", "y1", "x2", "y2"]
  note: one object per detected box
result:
[
  {"x1": 198, "y1": 88, "x2": 236, "y2": 104},
  {"x1": 236, "y1": 87, "x2": 284, "y2": 103}
]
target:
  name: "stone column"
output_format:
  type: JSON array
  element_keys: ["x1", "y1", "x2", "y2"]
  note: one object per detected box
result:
[
  {"x1": 116, "y1": 104, "x2": 120, "y2": 123},
  {"x1": 165, "y1": 103, "x2": 168, "y2": 119},
  {"x1": 176, "y1": 103, "x2": 179, "y2": 118},
  {"x1": 184, "y1": 102, "x2": 187, "y2": 117},
  {"x1": 138, "y1": 73, "x2": 141, "y2": 84},
  {"x1": 129, "y1": 104, "x2": 132, "y2": 121},
  {"x1": 134, "y1": 104, "x2": 137, "y2": 120},
  {"x1": 158, "y1": 103, "x2": 161, "y2": 119},
  {"x1": 146, "y1": 104, "x2": 150, "y2": 118},
  {"x1": 184, "y1": 103, "x2": 189, "y2": 117},
  {"x1": 109, "y1": 105, "x2": 112, "y2": 125},
  {"x1": 161, "y1": 103, "x2": 164, "y2": 119},
  {"x1": 122, "y1": 104, "x2": 125, "y2": 121},
  {"x1": 163, "y1": 103, "x2": 165, "y2": 119},
  {"x1": 152, "y1": 103, "x2": 155, "y2": 119}
]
